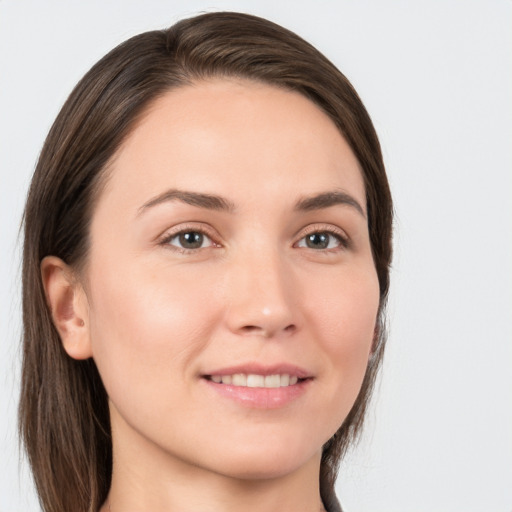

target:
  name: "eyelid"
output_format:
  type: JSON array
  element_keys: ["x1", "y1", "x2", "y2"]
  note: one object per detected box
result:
[
  {"x1": 294, "y1": 223, "x2": 350, "y2": 249},
  {"x1": 157, "y1": 222, "x2": 222, "y2": 251}
]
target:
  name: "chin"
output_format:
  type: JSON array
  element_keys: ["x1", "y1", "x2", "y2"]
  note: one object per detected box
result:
[{"x1": 201, "y1": 436, "x2": 323, "y2": 481}]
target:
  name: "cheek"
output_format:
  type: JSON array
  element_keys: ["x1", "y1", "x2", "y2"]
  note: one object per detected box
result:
[
  {"x1": 307, "y1": 266, "x2": 379, "y2": 400},
  {"x1": 86, "y1": 258, "x2": 220, "y2": 397},
  {"x1": 308, "y1": 262, "x2": 379, "y2": 339}
]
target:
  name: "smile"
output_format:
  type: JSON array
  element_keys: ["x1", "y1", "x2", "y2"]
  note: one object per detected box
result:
[
  {"x1": 207, "y1": 374, "x2": 300, "y2": 388},
  {"x1": 202, "y1": 364, "x2": 312, "y2": 408}
]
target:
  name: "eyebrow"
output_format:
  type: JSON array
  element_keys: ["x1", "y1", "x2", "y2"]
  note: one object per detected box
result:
[
  {"x1": 294, "y1": 190, "x2": 366, "y2": 218},
  {"x1": 138, "y1": 189, "x2": 236, "y2": 215},
  {"x1": 137, "y1": 188, "x2": 365, "y2": 218}
]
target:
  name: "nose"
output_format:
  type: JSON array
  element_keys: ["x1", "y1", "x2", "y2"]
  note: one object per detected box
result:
[{"x1": 223, "y1": 247, "x2": 299, "y2": 339}]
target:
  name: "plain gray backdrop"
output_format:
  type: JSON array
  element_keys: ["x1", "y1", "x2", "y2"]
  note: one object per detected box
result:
[{"x1": 1, "y1": 1, "x2": 511, "y2": 511}]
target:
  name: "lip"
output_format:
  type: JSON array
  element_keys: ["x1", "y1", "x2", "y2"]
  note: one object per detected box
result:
[
  {"x1": 201, "y1": 362, "x2": 313, "y2": 409},
  {"x1": 202, "y1": 363, "x2": 311, "y2": 379}
]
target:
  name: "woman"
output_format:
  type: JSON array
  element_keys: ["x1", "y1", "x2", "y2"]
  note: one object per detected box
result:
[{"x1": 19, "y1": 11, "x2": 392, "y2": 512}]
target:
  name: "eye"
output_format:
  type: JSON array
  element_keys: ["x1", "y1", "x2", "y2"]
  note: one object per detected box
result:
[
  {"x1": 295, "y1": 230, "x2": 347, "y2": 250},
  {"x1": 163, "y1": 230, "x2": 216, "y2": 251}
]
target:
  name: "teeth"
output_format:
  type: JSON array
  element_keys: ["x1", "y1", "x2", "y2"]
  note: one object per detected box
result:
[
  {"x1": 247, "y1": 374, "x2": 264, "y2": 387},
  {"x1": 209, "y1": 373, "x2": 302, "y2": 388},
  {"x1": 232, "y1": 374, "x2": 247, "y2": 386},
  {"x1": 265, "y1": 375, "x2": 281, "y2": 388}
]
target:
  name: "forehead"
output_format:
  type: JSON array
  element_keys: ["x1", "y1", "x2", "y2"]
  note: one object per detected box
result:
[{"x1": 97, "y1": 79, "x2": 366, "y2": 216}]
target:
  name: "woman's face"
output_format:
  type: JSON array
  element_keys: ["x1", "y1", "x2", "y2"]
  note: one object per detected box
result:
[{"x1": 83, "y1": 79, "x2": 379, "y2": 479}]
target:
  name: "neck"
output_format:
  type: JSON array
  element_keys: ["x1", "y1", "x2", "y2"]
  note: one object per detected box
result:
[
  {"x1": 105, "y1": 474, "x2": 326, "y2": 512},
  {"x1": 102, "y1": 415, "x2": 326, "y2": 512}
]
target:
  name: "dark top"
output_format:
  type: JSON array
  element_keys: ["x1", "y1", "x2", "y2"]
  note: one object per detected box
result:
[{"x1": 324, "y1": 493, "x2": 343, "y2": 512}]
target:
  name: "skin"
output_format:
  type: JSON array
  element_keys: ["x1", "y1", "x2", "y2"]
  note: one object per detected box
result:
[{"x1": 42, "y1": 79, "x2": 380, "y2": 512}]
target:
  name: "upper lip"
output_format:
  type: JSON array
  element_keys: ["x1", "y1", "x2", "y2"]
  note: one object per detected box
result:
[{"x1": 202, "y1": 363, "x2": 312, "y2": 379}]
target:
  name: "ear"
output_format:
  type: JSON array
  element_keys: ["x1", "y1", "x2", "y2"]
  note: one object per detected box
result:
[{"x1": 41, "y1": 256, "x2": 92, "y2": 360}]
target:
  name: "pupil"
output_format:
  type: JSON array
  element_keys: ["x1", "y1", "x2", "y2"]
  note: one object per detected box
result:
[
  {"x1": 179, "y1": 232, "x2": 203, "y2": 249},
  {"x1": 306, "y1": 233, "x2": 328, "y2": 249}
]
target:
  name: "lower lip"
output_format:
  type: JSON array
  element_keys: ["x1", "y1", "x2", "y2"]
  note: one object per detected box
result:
[{"x1": 202, "y1": 378, "x2": 311, "y2": 409}]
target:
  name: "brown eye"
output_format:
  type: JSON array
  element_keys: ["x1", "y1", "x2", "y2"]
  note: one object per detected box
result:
[
  {"x1": 166, "y1": 231, "x2": 214, "y2": 250},
  {"x1": 179, "y1": 232, "x2": 203, "y2": 249},
  {"x1": 306, "y1": 233, "x2": 329, "y2": 249},
  {"x1": 296, "y1": 231, "x2": 344, "y2": 250}
]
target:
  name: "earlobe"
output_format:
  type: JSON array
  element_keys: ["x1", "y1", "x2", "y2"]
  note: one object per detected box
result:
[{"x1": 41, "y1": 256, "x2": 93, "y2": 360}]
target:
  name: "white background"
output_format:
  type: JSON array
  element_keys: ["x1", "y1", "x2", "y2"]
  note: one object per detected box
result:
[{"x1": 1, "y1": 1, "x2": 511, "y2": 511}]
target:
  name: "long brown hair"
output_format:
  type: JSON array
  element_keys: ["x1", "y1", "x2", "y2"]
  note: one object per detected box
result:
[{"x1": 19, "y1": 11, "x2": 392, "y2": 512}]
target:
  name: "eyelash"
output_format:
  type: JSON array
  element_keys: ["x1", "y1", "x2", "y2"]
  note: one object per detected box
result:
[
  {"x1": 158, "y1": 223, "x2": 220, "y2": 254},
  {"x1": 294, "y1": 224, "x2": 350, "y2": 251},
  {"x1": 158, "y1": 224, "x2": 350, "y2": 253}
]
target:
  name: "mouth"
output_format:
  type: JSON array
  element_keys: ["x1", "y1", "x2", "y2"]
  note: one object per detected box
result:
[
  {"x1": 201, "y1": 364, "x2": 312, "y2": 409},
  {"x1": 204, "y1": 373, "x2": 306, "y2": 388}
]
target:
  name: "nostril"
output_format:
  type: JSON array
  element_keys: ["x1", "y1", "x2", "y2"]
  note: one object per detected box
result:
[
  {"x1": 241, "y1": 325, "x2": 260, "y2": 333},
  {"x1": 239, "y1": 323, "x2": 296, "y2": 337}
]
